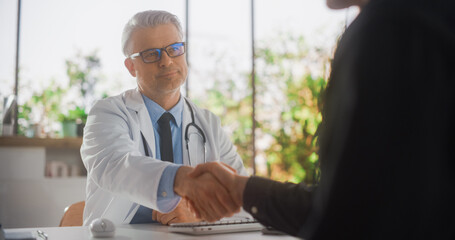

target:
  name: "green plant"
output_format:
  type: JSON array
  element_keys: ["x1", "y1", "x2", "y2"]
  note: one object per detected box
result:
[
  {"x1": 17, "y1": 51, "x2": 101, "y2": 137},
  {"x1": 194, "y1": 33, "x2": 330, "y2": 184},
  {"x1": 255, "y1": 34, "x2": 329, "y2": 184},
  {"x1": 264, "y1": 74, "x2": 325, "y2": 184},
  {"x1": 62, "y1": 50, "x2": 101, "y2": 124},
  {"x1": 195, "y1": 79, "x2": 254, "y2": 165},
  {"x1": 58, "y1": 106, "x2": 87, "y2": 123},
  {"x1": 17, "y1": 81, "x2": 65, "y2": 136},
  {"x1": 66, "y1": 50, "x2": 101, "y2": 106}
]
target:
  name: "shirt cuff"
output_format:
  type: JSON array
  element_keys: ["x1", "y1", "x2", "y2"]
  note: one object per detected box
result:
[
  {"x1": 243, "y1": 176, "x2": 273, "y2": 220},
  {"x1": 156, "y1": 164, "x2": 182, "y2": 213}
]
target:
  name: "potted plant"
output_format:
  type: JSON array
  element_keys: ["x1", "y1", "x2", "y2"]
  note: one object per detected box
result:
[
  {"x1": 59, "y1": 106, "x2": 87, "y2": 137},
  {"x1": 17, "y1": 83, "x2": 65, "y2": 138}
]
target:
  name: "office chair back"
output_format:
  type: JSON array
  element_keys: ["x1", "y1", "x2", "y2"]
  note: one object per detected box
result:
[{"x1": 59, "y1": 201, "x2": 85, "y2": 227}]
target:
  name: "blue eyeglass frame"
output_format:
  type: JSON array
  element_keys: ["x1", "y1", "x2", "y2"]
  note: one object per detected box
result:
[{"x1": 129, "y1": 42, "x2": 186, "y2": 63}]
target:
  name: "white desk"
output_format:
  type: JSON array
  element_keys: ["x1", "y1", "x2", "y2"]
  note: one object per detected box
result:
[{"x1": 5, "y1": 224, "x2": 301, "y2": 240}]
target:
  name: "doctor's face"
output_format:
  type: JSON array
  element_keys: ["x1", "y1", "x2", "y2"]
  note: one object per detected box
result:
[{"x1": 125, "y1": 23, "x2": 188, "y2": 98}]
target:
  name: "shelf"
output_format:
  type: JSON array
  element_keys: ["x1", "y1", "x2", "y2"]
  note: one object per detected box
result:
[{"x1": 0, "y1": 136, "x2": 82, "y2": 149}]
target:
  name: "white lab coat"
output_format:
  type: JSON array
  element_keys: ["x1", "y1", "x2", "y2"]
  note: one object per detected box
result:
[{"x1": 80, "y1": 88, "x2": 247, "y2": 226}]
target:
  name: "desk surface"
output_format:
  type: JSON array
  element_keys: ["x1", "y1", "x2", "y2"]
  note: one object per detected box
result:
[{"x1": 5, "y1": 224, "x2": 300, "y2": 240}]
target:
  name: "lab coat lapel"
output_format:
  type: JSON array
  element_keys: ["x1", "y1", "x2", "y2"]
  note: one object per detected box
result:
[
  {"x1": 137, "y1": 107, "x2": 156, "y2": 158},
  {"x1": 124, "y1": 89, "x2": 156, "y2": 158}
]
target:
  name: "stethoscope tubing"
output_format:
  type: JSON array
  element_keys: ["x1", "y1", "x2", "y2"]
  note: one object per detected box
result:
[{"x1": 140, "y1": 98, "x2": 207, "y2": 166}]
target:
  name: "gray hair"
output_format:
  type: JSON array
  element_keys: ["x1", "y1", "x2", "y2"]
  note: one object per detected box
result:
[{"x1": 121, "y1": 10, "x2": 183, "y2": 56}]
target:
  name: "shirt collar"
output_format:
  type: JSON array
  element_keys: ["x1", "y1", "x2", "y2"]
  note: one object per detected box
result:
[{"x1": 141, "y1": 94, "x2": 183, "y2": 128}]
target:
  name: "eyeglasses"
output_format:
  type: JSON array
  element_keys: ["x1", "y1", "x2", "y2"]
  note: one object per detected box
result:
[{"x1": 129, "y1": 42, "x2": 186, "y2": 63}]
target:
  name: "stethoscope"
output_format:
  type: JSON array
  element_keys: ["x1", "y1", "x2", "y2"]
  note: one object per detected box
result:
[{"x1": 141, "y1": 98, "x2": 207, "y2": 166}]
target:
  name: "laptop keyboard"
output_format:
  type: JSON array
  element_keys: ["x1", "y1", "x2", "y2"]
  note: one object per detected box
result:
[{"x1": 169, "y1": 218, "x2": 263, "y2": 235}]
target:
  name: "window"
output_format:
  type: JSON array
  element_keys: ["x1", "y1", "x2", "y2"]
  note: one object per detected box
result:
[{"x1": 1, "y1": 0, "x2": 358, "y2": 181}]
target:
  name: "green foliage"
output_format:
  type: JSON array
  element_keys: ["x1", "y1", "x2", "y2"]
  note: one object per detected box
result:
[
  {"x1": 58, "y1": 106, "x2": 87, "y2": 123},
  {"x1": 196, "y1": 33, "x2": 329, "y2": 183},
  {"x1": 66, "y1": 50, "x2": 101, "y2": 99},
  {"x1": 18, "y1": 50, "x2": 101, "y2": 137},
  {"x1": 264, "y1": 74, "x2": 325, "y2": 184},
  {"x1": 18, "y1": 81, "x2": 65, "y2": 136},
  {"x1": 195, "y1": 78, "x2": 254, "y2": 165},
  {"x1": 255, "y1": 34, "x2": 328, "y2": 184}
]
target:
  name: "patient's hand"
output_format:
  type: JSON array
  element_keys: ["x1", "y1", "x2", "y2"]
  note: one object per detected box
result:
[{"x1": 152, "y1": 198, "x2": 201, "y2": 225}]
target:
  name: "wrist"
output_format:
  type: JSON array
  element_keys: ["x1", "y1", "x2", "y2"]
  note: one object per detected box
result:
[
  {"x1": 234, "y1": 175, "x2": 249, "y2": 206},
  {"x1": 174, "y1": 166, "x2": 194, "y2": 197}
]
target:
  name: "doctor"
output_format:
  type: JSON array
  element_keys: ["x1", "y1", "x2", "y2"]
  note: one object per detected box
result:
[{"x1": 80, "y1": 10, "x2": 247, "y2": 226}]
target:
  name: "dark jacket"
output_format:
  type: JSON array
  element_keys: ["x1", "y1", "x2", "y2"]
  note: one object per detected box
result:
[{"x1": 243, "y1": 0, "x2": 455, "y2": 239}]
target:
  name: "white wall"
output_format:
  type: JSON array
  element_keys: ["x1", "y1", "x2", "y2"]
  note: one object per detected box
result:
[{"x1": 0, "y1": 147, "x2": 86, "y2": 228}]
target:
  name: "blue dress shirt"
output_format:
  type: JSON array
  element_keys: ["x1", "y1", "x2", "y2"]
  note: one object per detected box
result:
[{"x1": 130, "y1": 95, "x2": 184, "y2": 223}]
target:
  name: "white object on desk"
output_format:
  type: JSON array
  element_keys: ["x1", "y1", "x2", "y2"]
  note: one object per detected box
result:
[{"x1": 89, "y1": 218, "x2": 116, "y2": 238}]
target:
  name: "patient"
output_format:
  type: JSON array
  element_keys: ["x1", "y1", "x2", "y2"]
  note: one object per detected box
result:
[{"x1": 178, "y1": 0, "x2": 455, "y2": 239}]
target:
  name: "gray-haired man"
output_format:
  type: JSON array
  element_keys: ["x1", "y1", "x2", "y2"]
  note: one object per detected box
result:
[{"x1": 81, "y1": 10, "x2": 247, "y2": 226}]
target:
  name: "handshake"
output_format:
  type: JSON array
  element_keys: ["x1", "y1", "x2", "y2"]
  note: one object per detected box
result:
[{"x1": 173, "y1": 162, "x2": 250, "y2": 222}]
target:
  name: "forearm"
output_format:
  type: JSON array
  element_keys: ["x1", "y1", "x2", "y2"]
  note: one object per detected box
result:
[
  {"x1": 82, "y1": 128, "x2": 173, "y2": 209},
  {"x1": 243, "y1": 176, "x2": 314, "y2": 236}
]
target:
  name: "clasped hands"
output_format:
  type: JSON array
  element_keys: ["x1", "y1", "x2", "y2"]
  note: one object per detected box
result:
[{"x1": 171, "y1": 162, "x2": 249, "y2": 223}]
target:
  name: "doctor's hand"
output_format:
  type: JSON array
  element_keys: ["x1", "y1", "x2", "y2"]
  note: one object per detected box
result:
[
  {"x1": 174, "y1": 166, "x2": 241, "y2": 222},
  {"x1": 152, "y1": 198, "x2": 201, "y2": 225},
  {"x1": 189, "y1": 162, "x2": 249, "y2": 209}
]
